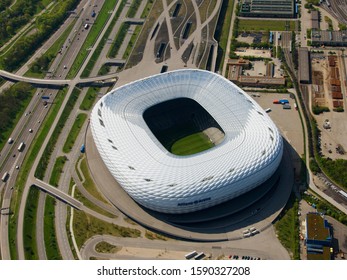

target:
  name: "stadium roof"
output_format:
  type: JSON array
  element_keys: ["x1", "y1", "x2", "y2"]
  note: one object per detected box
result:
[{"x1": 90, "y1": 69, "x2": 283, "y2": 213}]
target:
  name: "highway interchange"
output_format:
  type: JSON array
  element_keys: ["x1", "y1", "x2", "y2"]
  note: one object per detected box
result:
[{"x1": 0, "y1": 0, "x2": 347, "y2": 261}]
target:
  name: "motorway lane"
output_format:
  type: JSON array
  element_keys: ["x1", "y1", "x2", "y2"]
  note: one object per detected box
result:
[
  {"x1": 24, "y1": 0, "x2": 125, "y2": 259},
  {"x1": 0, "y1": 0, "x2": 95, "y2": 176},
  {"x1": 24, "y1": 0, "x2": 103, "y2": 259},
  {"x1": 16, "y1": 81, "x2": 77, "y2": 259},
  {"x1": 50, "y1": 1, "x2": 127, "y2": 259},
  {"x1": 0, "y1": 151, "x2": 25, "y2": 259},
  {"x1": 54, "y1": 1, "x2": 104, "y2": 79},
  {"x1": 0, "y1": 0, "x2": 90, "y2": 92},
  {"x1": 0, "y1": 92, "x2": 47, "y2": 173}
]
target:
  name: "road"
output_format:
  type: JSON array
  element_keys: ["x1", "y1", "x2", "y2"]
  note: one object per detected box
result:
[
  {"x1": 0, "y1": 0, "x2": 97, "y2": 259},
  {"x1": 80, "y1": 225, "x2": 290, "y2": 260},
  {"x1": 222, "y1": 0, "x2": 238, "y2": 76},
  {"x1": 24, "y1": 0, "x2": 129, "y2": 260},
  {"x1": 0, "y1": 0, "x2": 90, "y2": 93}
]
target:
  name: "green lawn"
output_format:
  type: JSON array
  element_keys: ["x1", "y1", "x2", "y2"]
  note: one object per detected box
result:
[
  {"x1": 171, "y1": 132, "x2": 214, "y2": 156},
  {"x1": 73, "y1": 211, "x2": 141, "y2": 249},
  {"x1": 79, "y1": 87, "x2": 97, "y2": 111},
  {"x1": 238, "y1": 19, "x2": 296, "y2": 32},
  {"x1": 23, "y1": 187, "x2": 40, "y2": 260},
  {"x1": 274, "y1": 194, "x2": 300, "y2": 259},
  {"x1": 79, "y1": 158, "x2": 109, "y2": 204},
  {"x1": 49, "y1": 156, "x2": 67, "y2": 187},
  {"x1": 62, "y1": 113, "x2": 87, "y2": 153}
]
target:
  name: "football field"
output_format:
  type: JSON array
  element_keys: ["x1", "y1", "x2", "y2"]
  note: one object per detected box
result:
[{"x1": 171, "y1": 132, "x2": 214, "y2": 156}]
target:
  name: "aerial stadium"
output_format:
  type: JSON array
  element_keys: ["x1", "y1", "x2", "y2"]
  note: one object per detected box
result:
[{"x1": 90, "y1": 69, "x2": 283, "y2": 214}]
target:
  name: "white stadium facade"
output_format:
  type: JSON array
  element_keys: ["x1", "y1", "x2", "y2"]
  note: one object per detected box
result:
[{"x1": 90, "y1": 69, "x2": 283, "y2": 214}]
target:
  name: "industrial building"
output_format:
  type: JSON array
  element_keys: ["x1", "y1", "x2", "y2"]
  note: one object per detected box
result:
[
  {"x1": 305, "y1": 212, "x2": 332, "y2": 260},
  {"x1": 311, "y1": 10, "x2": 320, "y2": 30},
  {"x1": 239, "y1": 0, "x2": 296, "y2": 18},
  {"x1": 311, "y1": 30, "x2": 347, "y2": 46},
  {"x1": 298, "y1": 48, "x2": 311, "y2": 84},
  {"x1": 227, "y1": 59, "x2": 285, "y2": 87}
]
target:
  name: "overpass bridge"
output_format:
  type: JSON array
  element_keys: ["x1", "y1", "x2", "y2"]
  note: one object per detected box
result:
[
  {"x1": 0, "y1": 70, "x2": 118, "y2": 87},
  {"x1": 0, "y1": 70, "x2": 70, "y2": 86},
  {"x1": 33, "y1": 178, "x2": 83, "y2": 210},
  {"x1": 124, "y1": 18, "x2": 145, "y2": 25},
  {"x1": 104, "y1": 58, "x2": 126, "y2": 66}
]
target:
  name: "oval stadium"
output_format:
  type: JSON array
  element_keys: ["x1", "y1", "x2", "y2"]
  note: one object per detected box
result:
[{"x1": 90, "y1": 69, "x2": 283, "y2": 214}]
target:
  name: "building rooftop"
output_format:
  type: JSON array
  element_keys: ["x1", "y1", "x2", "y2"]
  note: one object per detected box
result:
[
  {"x1": 307, "y1": 246, "x2": 331, "y2": 260},
  {"x1": 240, "y1": 0, "x2": 295, "y2": 17},
  {"x1": 298, "y1": 48, "x2": 310, "y2": 83},
  {"x1": 311, "y1": 30, "x2": 347, "y2": 45},
  {"x1": 306, "y1": 212, "x2": 331, "y2": 241},
  {"x1": 311, "y1": 10, "x2": 319, "y2": 21}
]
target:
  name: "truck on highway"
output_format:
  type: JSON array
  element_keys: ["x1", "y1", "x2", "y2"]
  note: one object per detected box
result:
[
  {"x1": 1, "y1": 172, "x2": 9, "y2": 182},
  {"x1": 18, "y1": 142, "x2": 25, "y2": 152}
]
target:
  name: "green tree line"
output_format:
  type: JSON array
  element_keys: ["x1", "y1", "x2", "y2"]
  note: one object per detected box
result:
[
  {"x1": 0, "y1": 82, "x2": 33, "y2": 145},
  {"x1": 0, "y1": 0, "x2": 79, "y2": 71},
  {"x1": 0, "y1": 0, "x2": 41, "y2": 46}
]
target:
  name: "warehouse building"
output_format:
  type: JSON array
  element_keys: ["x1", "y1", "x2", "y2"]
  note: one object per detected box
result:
[
  {"x1": 311, "y1": 30, "x2": 347, "y2": 46},
  {"x1": 298, "y1": 48, "x2": 311, "y2": 84},
  {"x1": 239, "y1": 0, "x2": 296, "y2": 18},
  {"x1": 311, "y1": 11, "x2": 320, "y2": 30}
]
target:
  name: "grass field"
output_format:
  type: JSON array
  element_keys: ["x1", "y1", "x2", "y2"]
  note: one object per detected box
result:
[
  {"x1": 73, "y1": 211, "x2": 141, "y2": 249},
  {"x1": 171, "y1": 132, "x2": 214, "y2": 156},
  {"x1": 23, "y1": 187, "x2": 39, "y2": 260},
  {"x1": 274, "y1": 193, "x2": 300, "y2": 259},
  {"x1": 62, "y1": 113, "x2": 87, "y2": 153},
  {"x1": 79, "y1": 87, "x2": 97, "y2": 111},
  {"x1": 238, "y1": 19, "x2": 296, "y2": 32}
]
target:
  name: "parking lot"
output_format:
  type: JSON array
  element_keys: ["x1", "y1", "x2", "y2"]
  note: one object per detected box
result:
[
  {"x1": 235, "y1": 48, "x2": 272, "y2": 58},
  {"x1": 248, "y1": 92, "x2": 304, "y2": 157}
]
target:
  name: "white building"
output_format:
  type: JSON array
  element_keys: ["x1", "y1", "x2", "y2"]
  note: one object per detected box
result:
[{"x1": 90, "y1": 69, "x2": 283, "y2": 214}]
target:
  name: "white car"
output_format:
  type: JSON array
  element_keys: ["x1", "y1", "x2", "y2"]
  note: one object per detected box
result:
[{"x1": 29, "y1": 129, "x2": 33, "y2": 133}]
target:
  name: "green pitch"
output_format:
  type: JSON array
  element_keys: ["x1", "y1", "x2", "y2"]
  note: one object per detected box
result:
[{"x1": 171, "y1": 132, "x2": 214, "y2": 156}]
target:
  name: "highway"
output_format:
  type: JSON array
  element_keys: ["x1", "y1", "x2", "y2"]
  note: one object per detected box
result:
[{"x1": 0, "y1": 0, "x2": 102, "y2": 259}]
